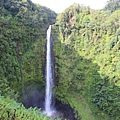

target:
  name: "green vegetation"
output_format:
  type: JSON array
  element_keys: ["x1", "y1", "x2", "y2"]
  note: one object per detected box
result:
[
  {"x1": 53, "y1": 1, "x2": 120, "y2": 119},
  {"x1": 0, "y1": 95, "x2": 52, "y2": 120},
  {"x1": 104, "y1": 0, "x2": 120, "y2": 12},
  {"x1": 0, "y1": 0, "x2": 57, "y2": 119},
  {"x1": 0, "y1": 0, "x2": 120, "y2": 120},
  {"x1": 0, "y1": 0, "x2": 56, "y2": 98}
]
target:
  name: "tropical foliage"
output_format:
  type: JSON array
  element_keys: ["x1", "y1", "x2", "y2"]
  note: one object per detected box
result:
[
  {"x1": 0, "y1": 95, "x2": 52, "y2": 120},
  {"x1": 0, "y1": 0, "x2": 120, "y2": 120},
  {"x1": 54, "y1": 1, "x2": 120, "y2": 119},
  {"x1": 0, "y1": 0, "x2": 56, "y2": 98},
  {"x1": 0, "y1": 0, "x2": 56, "y2": 119}
]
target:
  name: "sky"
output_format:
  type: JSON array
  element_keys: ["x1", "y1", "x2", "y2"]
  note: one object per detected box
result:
[{"x1": 31, "y1": 0, "x2": 108, "y2": 13}]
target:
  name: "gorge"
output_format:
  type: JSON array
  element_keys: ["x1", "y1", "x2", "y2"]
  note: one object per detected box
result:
[{"x1": 0, "y1": 0, "x2": 120, "y2": 120}]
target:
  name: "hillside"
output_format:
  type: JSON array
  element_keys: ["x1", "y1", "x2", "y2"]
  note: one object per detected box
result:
[
  {"x1": 0, "y1": 0, "x2": 120, "y2": 120},
  {"x1": 54, "y1": 2, "x2": 120, "y2": 120},
  {"x1": 0, "y1": 0, "x2": 57, "y2": 97},
  {"x1": 0, "y1": 0, "x2": 57, "y2": 119}
]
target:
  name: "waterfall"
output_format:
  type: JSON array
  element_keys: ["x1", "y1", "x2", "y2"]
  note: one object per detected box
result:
[{"x1": 45, "y1": 25, "x2": 55, "y2": 116}]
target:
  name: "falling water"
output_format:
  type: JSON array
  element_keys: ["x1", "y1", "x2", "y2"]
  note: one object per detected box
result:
[{"x1": 45, "y1": 25, "x2": 55, "y2": 117}]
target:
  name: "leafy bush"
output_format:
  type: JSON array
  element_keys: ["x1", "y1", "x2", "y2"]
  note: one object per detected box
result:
[
  {"x1": 92, "y1": 78, "x2": 120, "y2": 118},
  {"x1": 0, "y1": 96, "x2": 54, "y2": 120}
]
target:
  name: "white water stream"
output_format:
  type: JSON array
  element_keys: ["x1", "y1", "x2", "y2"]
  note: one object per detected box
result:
[{"x1": 44, "y1": 25, "x2": 55, "y2": 117}]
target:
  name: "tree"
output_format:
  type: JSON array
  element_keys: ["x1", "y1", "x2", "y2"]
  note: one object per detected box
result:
[{"x1": 104, "y1": 0, "x2": 120, "y2": 12}]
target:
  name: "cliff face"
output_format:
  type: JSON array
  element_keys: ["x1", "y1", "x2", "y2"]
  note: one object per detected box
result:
[
  {"x1": 0, "y1": 0, "x2": 57, "y2": 100},
  {"x1": 0, "y1": 1, "x2": 120, "y2": 120},
  {"x1": 53, "y1": 3, "x2": 120, "y2": 120},
  {"x1": 0, "y1": 0, "x2": 57, "y2": 25}
]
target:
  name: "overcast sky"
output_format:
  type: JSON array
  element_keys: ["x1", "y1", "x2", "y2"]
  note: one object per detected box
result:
[{"x1": 31, "y1": 0, "x2": 108, "y2": 13}]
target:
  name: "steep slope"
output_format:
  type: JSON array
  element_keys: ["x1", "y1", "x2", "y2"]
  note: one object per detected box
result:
[
  {"x1": 54, "y1": 2, "x2": 120, "y2": 120},
  {"x1": 1, "y1": 0, "x2": 120, "y2": 120},
  {"x1": 0, "y1": 0, "x2": 57, "y2": 119},
  {"x1": 0, "y1": 0, "x2": 57, "y2": 100}
]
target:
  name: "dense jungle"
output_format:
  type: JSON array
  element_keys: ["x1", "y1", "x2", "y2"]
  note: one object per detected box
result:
[{"x1": 0, "y1": 0, "x2": 120, "y2": 120}]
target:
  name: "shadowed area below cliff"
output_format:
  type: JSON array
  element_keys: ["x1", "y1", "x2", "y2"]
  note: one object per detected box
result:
[{"x1": 22, "y1": 84, "x2": 79, "y2": 120}]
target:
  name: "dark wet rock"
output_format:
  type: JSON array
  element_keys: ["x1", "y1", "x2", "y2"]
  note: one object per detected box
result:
[
  {"x1": 22, "y1": 84, "x2": 79, "y2": 120},
  {"x1": 22, "y1": 85, "x2": 45, "y2": 110}
]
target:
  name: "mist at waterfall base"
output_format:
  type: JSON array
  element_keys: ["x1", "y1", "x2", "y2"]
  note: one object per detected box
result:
[
  {"x1": 23, "y1": 84, "x2": 78, "y2": 120},
  {"x1": 23, "y1": 85, "x2": 77, "y2": 120},
  {"x1": 22, "y1": 25, "x2": 78, "y2": 120}
]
